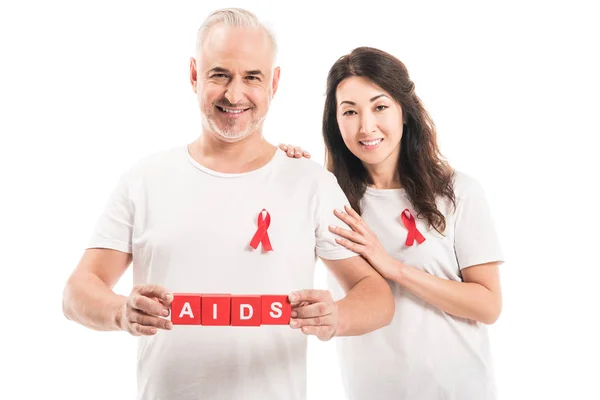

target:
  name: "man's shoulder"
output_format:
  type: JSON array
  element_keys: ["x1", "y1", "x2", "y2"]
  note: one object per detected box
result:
[
  {"x1": 127, "y1": 145, "x2": 186, "y2": 173},
  {"x1": 276, "y1": 153, "x2": 338, "y2": 183},
  {"x1": 115, "y1": 145, "x2": 186, "y2": 186}
]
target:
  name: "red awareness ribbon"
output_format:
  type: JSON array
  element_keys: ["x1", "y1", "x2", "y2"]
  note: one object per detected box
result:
[
  {"x1": 400, "y1": 209, "x2": 426, "y2": 246},
  {"x1": 249, "y1": 209, "x2": 273, "y2": 251}
]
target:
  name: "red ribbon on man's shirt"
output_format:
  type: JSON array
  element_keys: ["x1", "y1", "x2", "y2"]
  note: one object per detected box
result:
[
  {"x1": 401, "y1": 209, "x2": 426, "y2": 246},
  {"x1": 250, "y1": 209, "x2": 273, "y2": 251}
]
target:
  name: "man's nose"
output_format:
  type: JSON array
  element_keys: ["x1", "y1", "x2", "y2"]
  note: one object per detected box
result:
[{"x1": 224, "y1": 78, "x2": 245, "y2": 106}]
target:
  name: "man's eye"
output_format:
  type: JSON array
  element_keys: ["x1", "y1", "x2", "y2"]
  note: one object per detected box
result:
[
  {"x1": 246, "y1": 76, "x2": 260, "y2": 81},
  {"x1": 211, "y1": 74, "x2": 228, "y2": 79}
]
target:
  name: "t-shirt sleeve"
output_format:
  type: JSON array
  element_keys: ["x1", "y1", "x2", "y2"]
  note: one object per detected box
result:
[
  {"x1": 454, "y1": 175, "x2": 504, "y2": 269},
  {"x1": 314, "y1": 171, "x2": 359, "y2": 260},
  {"x1": 87, "y1": 168, "x2": 135, "y2": 254}
]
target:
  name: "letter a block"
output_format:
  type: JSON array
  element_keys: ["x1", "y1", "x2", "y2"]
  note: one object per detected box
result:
[
  {"x1": 231, "y1": 295, "x2": 262, "y2": 326},
  {"x1": 171, "y1": 293, "x2": 202, "y2": 325},
  {"x1": 201, "y1": 294, "x2": 231, "y2": 326},
  {"x1": 261, "y1": 295, "x2": 291, "y2": 325}
]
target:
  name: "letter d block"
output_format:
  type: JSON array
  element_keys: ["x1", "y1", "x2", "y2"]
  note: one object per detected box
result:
[
  {"x1": 261, "y1": 295, "x2": 291, "y2": 325},
  {"x1": 171, "y1": 293, "x2": 202, "y2": 325},
  {"x1": 231, "y1": 295, "x2": 262, "y2": 326},
  {"x1": 201, "y1": 294, "x2": 231, "y2": 326}
]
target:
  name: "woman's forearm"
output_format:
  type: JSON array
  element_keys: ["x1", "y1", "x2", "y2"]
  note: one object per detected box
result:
[{"x1": 390, "y1": 261, "x2": 501, "y2": 324}]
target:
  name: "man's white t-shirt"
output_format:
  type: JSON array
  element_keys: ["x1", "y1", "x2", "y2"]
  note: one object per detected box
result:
[
  {"x1": 330, "y1": 172, "x2": 504, "y2": 400},
  {"x1": 88, "y1": 146, "x2": 356, "y2": 400}
]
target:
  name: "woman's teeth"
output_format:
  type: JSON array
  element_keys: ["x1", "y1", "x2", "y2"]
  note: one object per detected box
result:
[{"x1": 360, "y1": 139, "x2": 382, "y2": 146}]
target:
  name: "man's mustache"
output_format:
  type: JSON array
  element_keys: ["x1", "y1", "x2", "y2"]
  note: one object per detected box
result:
[{"x1": 214, "y1": 99, "x2": 253, "y2": 108}]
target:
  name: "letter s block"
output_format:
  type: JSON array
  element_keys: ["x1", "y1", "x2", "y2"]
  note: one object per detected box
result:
[
  {"x1": 260, "y1": 295, "x2": 291, "y2": 325},
  {"x1": 171, "y1": 293, "x2": 202, "y2": 325},
  {"x1": 231, "y1": 295, "x2": 262, "y2": 326},
  {"x1": 201, "y1": 294, "x2": 231, "y2": 326}
]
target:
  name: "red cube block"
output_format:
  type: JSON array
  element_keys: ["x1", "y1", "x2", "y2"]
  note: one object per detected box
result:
[
  {"x1": 201, "y1": 294, "x2": 231, "y2": 326},
  {"x1": 260, "y1": 295, "x2": 291, "y2": 325},
  {"x1": 170, "y1": 293, "x2": 202, "y2": 325},
  {"x1": 231, "y1": 295, "x2": 262, "y2": 326}
]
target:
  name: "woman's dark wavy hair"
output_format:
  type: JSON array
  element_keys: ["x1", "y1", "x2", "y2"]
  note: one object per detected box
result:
[{"x1": 323, "y1": 47, "x2": 456, "y2": 233}]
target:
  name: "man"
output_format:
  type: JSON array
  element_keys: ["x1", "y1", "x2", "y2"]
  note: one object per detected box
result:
[{"x1": 62, "y1": 8, "x2": 394, "y2": 400}]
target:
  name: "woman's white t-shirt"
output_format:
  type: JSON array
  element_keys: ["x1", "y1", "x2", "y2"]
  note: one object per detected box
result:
[{"x1": 330, "y1": 171, "x2": 504, "y2": 400}]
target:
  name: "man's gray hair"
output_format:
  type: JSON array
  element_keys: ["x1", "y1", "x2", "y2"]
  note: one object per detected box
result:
[{"x1": 196, "y1": 8, "x2": 277, "y2": 58}]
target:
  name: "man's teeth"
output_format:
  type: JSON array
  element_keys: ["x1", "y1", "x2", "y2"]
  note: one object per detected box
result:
[
  {"x1": 221, "y1": 107, "x2": 245, "y2": 114},
  {"x1": 360, "y1": 139, "x2": 382, "y2": 146}
]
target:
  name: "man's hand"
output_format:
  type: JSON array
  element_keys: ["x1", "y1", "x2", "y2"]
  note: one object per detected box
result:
[
  {"x1": 117, "y1": 284, "x2": 174, "y2": 336},
  {"x1": 288, "y1": 289, "x2": 338, "y2": 341}
]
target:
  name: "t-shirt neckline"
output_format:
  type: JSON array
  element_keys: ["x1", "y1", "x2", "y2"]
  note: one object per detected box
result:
[
  {"x1": 185, "y1": 145, "x2": 281, "y2": 178},
  {"x1": 364, "y1": 186, "x2": 406, "y2": 197}
]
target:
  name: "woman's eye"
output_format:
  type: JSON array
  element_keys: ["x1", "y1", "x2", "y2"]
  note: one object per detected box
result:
[
  {"x1": 375, "y1": 105, "x2": 388, "y2": 111},
  {"x1": 342, "y1": 110, "x2": 357, "y2": 116}
]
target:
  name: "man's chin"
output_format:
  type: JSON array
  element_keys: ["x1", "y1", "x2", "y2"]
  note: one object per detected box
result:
[
  {"x1": 211, "y1": 127, "x2": 253, "y2": 143},
  {"x1": 204, "y1": 116, "x2": 263, "y2": 143}
]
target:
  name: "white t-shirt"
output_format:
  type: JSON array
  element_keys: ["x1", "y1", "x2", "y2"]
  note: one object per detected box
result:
[
  {"x1": 88, "y1": 145, "x2": 356, "y2": 400},
  {"x1": 329, "y1": 172, "x2": 504, "y2": 400}
]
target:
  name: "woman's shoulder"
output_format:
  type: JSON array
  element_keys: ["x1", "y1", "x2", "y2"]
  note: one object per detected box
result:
[{"x1": 451, "y1": 170, "x2": 486, "y2": 200}]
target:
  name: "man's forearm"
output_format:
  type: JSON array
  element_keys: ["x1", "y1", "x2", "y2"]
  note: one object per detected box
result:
[
  {"x1": 335, "y1": 275, "x2": 394, "y2": 336},
  {"x1": 62, "y1": 272, "x2": 126, "y2": 331}
]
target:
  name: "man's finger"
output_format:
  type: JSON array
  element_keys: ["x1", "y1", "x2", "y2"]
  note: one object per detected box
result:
[
  {"x1": 137, "y1": 284, "x2": 172, "y2": 304},
  {"x1": 152, "y1": 296, "x2": 171, "y2": 310},
  {"x1": 130, "y1": 295, "x2": 169, "y2": 317},
  {"x1": 131, "y1": 322, "x2": 157, "y2": 336},
  {"x1": 289, "y1": 301, "x2": 311, "y2": 309},
  {"x1": 299, "y1": 325, "x2": 333, "y2": 340},
  {"x1": 290, "y1": 302, "x2": 333, "y2": 319},
  {"x1": 289, "y1": 289, "x2": 329, "y2": 304},
  {"x1": 290, "y1": 314, "x2": 334, "y2": 328},
  {"x1": 131, "y1": 311, "x2": 173, "y2": 330}
]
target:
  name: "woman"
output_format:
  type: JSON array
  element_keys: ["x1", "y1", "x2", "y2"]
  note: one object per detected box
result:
[{"x1": 280, "y1": 47, "x2": 503, "y2": 400}]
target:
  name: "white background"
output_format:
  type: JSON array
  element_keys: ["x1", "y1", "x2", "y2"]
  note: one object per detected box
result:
[{"x1": 1, "y1": 0, "x2": 599, "y2": 399}]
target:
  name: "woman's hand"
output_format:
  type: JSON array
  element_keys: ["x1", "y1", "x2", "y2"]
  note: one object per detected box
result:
[
  {"x1": 330, "y1": 205, "x2": 400, "y2": 280},
  {"x1": 278, "y1": 143, "x2": 311, "y2": 159}
]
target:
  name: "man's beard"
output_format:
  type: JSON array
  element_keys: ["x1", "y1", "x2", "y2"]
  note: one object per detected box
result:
[
  {"x1": 202, "y1": 98, "x2": 266, "y2": 142},
  {"x1": 206, "y1": 113, "x2": 262, "y2": 142}
]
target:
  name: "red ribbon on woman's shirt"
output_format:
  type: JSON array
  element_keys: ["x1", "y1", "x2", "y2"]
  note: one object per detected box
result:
[{"x1": 401, "y1": 209, "x2": 426, "y2": 246}]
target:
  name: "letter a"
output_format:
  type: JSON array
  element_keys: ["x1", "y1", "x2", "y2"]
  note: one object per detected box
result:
[{"x1": 179, "y1": 302, "x2": 194, "y2": 319}]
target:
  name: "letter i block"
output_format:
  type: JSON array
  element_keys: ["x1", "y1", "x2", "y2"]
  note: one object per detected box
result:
[
  {"x1": 231, "y1": 295, "x2": 262, "y2": 326},
  {"x1": 201, "y1": 294, "x2": 232, "y2": 326},
  {"x1": 170, "y1": 293, "x2": 202, "y2": 325},
  {"x1": 261, "y1": 295, "x2": 291, "y2": 325}
]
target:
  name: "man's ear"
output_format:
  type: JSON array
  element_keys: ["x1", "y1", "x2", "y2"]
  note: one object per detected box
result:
[
  {"x1": 190, "y1": 57, "x2": 198, "y2": 94},
  {"x1": 271, "y1": 66, "x2": 281, "y2": 97}
]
